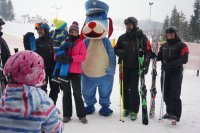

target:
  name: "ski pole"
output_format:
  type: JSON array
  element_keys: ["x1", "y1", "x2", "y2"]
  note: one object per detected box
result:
[
  {"x1": 119, "y1": 60, "x2": 124, "y2": 122},
  {"x1": 159, "y1": 70, "x2": 165, "y2": 121}
]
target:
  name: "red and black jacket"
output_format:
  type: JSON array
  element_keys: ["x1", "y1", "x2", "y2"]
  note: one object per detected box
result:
[
  {"x1": 114, "y1": 29, "x2": 152, "y2": 69},
  {"x1": 157, "y1": 38, "x2": 189, "y2": 71}
]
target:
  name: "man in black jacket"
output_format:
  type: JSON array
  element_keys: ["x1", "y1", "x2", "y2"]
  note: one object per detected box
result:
[
  {"x1": 114, "y1": 17, "x2": 152, "y2": 120},
  {"x1": 35, "y1": 22, "x2": 60, "y2": 104},
  {"x1": 157, "y1": 26, "x2": 189, "y2": 122},
  {"x1": 0, "y1": 19, "x2": 11, "y2": 96}
]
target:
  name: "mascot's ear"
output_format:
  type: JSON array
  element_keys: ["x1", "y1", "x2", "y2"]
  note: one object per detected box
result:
[
  {"x1": 108, "y1": 18, "x2": 113, "y2": 38},
  {"x1": 80, "y1": 23, "x2": 86, "y2": 41}
]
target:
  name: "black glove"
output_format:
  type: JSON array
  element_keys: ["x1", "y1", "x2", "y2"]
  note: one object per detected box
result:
[
  {"x1": 162, "y1": 60, "x2": 172, "y2": 71},
  {"x1": 57, "y1": 55, "x2": 73, "y2": 64},
  {"x1": 115, "y1": 49, "x2": 125, "y2": 58},
  {"x1": 151, "y1": 52, "x2": 157, "y2": 59}
]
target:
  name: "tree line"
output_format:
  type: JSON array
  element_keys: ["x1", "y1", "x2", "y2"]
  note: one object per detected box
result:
[
  {"x1": 0, "y1": 0, "x2": 15, "y2": 21},
  {"x1": 162, "y1": 0, "x2": 200, "y2": 43}
]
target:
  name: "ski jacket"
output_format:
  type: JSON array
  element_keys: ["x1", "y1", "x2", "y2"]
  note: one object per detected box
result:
[
  {"x1": 50, "y1": 30, "x2": 74, "y2": 52},
  {"x1": 114, "y1": 29, "x2": 152, "y2": 68},
  {"x1": 0, "y1": 84, "x2": 63, "y2": 133},
  {"x1": 36, "y1": 35, "x2": 55, "y2": 75},
  {"x1": 157, "y1": 38, "x2": 189, "y2": 72},
  {"x1": 68, "y1": 39, "x2": 86, "y2": 74},
  {"x1": 0, "y1": 34, "x2": 11, "y2": 67}
]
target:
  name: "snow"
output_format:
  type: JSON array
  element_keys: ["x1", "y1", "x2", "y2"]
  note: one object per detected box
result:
[{"x1": 2, "y1": 22, "x2": 200, "y2": 133}]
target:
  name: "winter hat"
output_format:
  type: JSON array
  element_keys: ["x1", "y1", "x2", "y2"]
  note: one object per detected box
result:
[
  {"x1": 0, "y1": 18, "x2": 5, "y2": 25},
  {"x1": 69, "y1": 21, "x2": 79, "y2": 33},
  {"x1": 53, "y1": 18, "x2": 67, "y2": 30}
]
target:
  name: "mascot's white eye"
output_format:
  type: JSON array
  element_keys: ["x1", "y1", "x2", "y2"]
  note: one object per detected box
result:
[{"x1": 98, "y1": 16, "x2": 102, "y2": 19}]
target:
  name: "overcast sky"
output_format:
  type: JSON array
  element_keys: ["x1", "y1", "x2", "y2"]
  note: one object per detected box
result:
[{"x1": 12, "y1": 0, "x2": 194, "y2": 23}]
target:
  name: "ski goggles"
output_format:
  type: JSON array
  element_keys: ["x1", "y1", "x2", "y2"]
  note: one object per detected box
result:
[{"x1": 35, "y1": 22, "x2": 50, "y2": 30}]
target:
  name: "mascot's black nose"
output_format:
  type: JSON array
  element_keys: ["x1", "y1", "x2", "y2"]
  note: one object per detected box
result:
[{"x1": 88, "y1": 22, "x2": 96, "y2": 29}]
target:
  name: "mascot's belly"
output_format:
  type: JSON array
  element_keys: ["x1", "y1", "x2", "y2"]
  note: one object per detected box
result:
[{"x1": 82, "y1": 40, "x2": 109, "y2": 77}]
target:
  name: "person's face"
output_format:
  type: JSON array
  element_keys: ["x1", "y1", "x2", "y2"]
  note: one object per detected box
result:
[
  {"x1": 0, "y1": 25, "x2": 3, "y2": 32},
  {"x1": 69, "y1": 30, "x2": 78, "y2": 37},
  {"x1": 37, "y1": 28, "x2": 45, "y2": 37},
  {"x1": 126, "y1": 23, "x2": 134, "y2": 32},
  {"x1": 166, "y1": 32, "x2": 176, "y2": 39}
]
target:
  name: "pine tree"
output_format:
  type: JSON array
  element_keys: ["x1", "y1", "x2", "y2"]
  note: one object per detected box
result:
[
  {"x1": 161, "y1": 15, "x2": 169, "y2": 39},
  {"x1": 190, "y1": 0, "x2": 200, "y2": 42},
  {"x1": 0, "y1": 0, "x2": 15, "y2": 21},
  {"x1": 170, "y1": 6, "x2": 180, "y2": 30}
]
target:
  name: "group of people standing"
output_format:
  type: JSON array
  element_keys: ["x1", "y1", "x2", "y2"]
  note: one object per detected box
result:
[{"x1": 0, "y1": 14, "x2": 189, "y2": 132}]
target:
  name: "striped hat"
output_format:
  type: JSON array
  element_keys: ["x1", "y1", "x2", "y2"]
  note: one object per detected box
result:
[
  {"x1": 53, "y1": 18, "x2": 67, "y2": 30},
  {"x1": 69, "y1": 21, "x2": 79, "y2": 32}
]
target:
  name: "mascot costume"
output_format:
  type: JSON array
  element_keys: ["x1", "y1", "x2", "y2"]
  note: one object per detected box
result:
[{"x1": 82, "y1": 0, "x2": 116, "y2": 116}]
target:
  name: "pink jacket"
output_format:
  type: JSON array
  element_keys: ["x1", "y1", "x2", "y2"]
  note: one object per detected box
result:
[{"x1": 68, "y1": 39, "x2": 86, "y2": 74}]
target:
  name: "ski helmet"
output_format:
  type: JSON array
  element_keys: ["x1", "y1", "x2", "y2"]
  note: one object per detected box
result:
[
  {"x1": 165, "y1": 26, "x2": 177, "y2": 34},
  {"x1": 124, "y1": 17, "x2": 138, "y2": 27},
  {"x1": 0, "y1": 18, "x2": 5, "y2": 25},
  {"x1": 3, "y1": 50, "x2": 45, "y2": 86},
  {"x1": 35, "y1": 22, "x2": 50, "y2": 33}
]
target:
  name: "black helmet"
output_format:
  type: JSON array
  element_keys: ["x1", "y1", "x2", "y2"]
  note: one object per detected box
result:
[
  {"x1": 165, "y1": 26, "x2": 177, "y2": 34},
  {"x1": 0, "y1": 18, "x2": 5, "y2": 25},
  {"x1": 124, "y1": 17, "x2": 138, "y2": 27}
]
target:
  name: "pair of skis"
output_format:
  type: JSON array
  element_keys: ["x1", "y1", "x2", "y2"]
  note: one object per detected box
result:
[{"x1": 149, "y1": 35, "x2": 177, "y2": 125}]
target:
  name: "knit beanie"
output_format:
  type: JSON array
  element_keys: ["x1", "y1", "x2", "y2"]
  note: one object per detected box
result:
[
  {"x1": 53, "y1": 18, "x2": 67, "y2": 30},
  {"x1": 69, "y1": 21, "x2": 79, "y2": 33}
]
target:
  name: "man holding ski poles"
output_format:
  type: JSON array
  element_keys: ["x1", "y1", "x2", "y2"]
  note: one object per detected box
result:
[
  {"x1": 157, "y1": 26, "x2": 189, "y2": 123},
  {"x1": 114, "y1": 17, "x2": 152, "y2": 124},
  {"x1": 0, "y1": 18, "x2": 11, "y2": 97}
]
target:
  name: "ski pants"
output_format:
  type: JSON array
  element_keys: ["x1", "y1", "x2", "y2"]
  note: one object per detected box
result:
[
  {"x1": 161, "y1": 70, "x2": 183, "y2": 120},
  {"x1": 41, "y1": 74, "x2": 60, "y2": 104},
  {"x1": 123, "y1": 67, "x2": 140, "y2": 113},
  {"x1": 60, "y1": 73, "x2": 86, "y2": 118}
]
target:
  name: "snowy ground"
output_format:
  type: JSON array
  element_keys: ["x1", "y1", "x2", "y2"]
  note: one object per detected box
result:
[{"x1": 2, "y1": 22, "x2": 200, "y2": 133}]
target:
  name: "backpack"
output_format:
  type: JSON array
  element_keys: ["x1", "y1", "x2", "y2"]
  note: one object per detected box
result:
[{"x1": 23, "y1": 32, "x2": 36, "y2": 51}]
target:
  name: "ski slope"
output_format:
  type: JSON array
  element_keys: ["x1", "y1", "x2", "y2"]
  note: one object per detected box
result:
[{"x1": 2, "y1": 22, "x2": 200, "y2": 133}]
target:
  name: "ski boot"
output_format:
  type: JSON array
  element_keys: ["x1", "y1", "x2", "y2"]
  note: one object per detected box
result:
[
  {"x1": 123, "y1": 110, "x2": 129, "y2": 117},
  {"x1": 130, "y1": 112, "x2": 137, "y2": 121},
  {"x1": 162, "y1": 113, "x2": 171, "y2": 119},
  {"x1": 170, "y1": 115, "x2": 177, "y2": 125},
  {"x1": 63, "y1": 117, "x2": 71, "y2": 123},
  {"x1": 79, "y1": 117, "x2": 88, "y2": 124}
]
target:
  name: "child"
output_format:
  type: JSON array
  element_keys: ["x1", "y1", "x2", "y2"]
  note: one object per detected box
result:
[
  {"x1": 0, "y1": 50, "x2": 63, "y2": 133},
  {"x1": 51, "y1": 18, "x2": 74, "y2": 83},
  {"x1": 60, "y1": 21, "x2": 88, "y2": 124}
]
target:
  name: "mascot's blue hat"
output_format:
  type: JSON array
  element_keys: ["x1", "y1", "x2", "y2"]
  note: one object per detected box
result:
[{"x1": 85, "y1": 0, "x2": 109, "y2": 16}]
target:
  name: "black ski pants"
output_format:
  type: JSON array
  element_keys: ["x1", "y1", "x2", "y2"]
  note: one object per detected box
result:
[
  {"x1": 41, "y1": 74, "x2": 60, "y2": 104},
  {"x1": 161, "y1": 70, "x2": 183, "y2": 120},
  {"x1": 123, "y1": 67, "x2": 140, "y2": 113},
  {"x1": 60, "y1": 73, "x2": 86, "y2": 118}
]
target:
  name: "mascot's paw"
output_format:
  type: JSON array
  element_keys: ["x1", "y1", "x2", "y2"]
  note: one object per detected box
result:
[
  {"x1": 85, "y1": 105, "x2": 95, "y2": 114},
  {"x1": 99, "y1": 107, "x2": 113, "y2": 116}
]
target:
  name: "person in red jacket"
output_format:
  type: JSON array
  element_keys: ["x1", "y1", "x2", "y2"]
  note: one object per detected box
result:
[{"x1": 60, "y1": 21, "x2": 88, "y2": 124}]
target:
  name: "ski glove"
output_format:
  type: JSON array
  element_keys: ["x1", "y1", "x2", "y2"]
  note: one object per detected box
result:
[
  {"x1": 56, "y1": 55, "x2": 73, "y2": 64},
  {"x1": 115, "y1": 49, "x2": 125, "y2": 58},
  {"x1": 106, "y1": 67, "x2": 115, "y2": 76}
]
